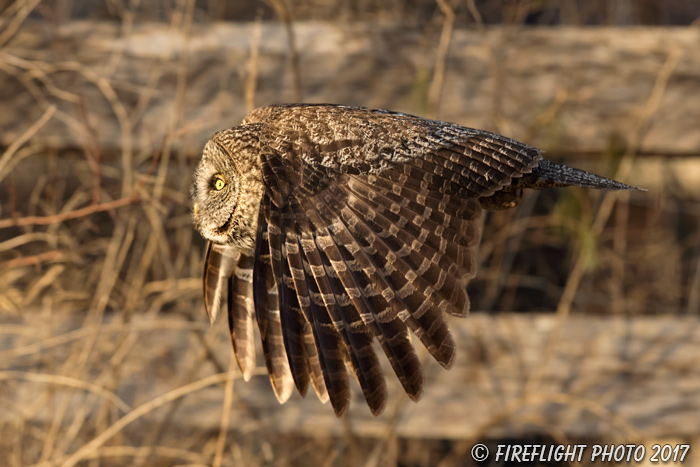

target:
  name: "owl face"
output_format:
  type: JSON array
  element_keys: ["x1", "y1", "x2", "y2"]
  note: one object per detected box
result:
[
  {"x1": 191, "y1": 139, "x2": 242, "y2": 244},
  {"x1": 191, "y1": 129, "x2": 265, "y2": 249}
]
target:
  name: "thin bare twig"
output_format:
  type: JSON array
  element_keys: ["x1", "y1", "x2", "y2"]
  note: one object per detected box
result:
[
  {"x1": 53, "y1": 372, "x2": 236, "y2": 467},
  {"x1": 2, "y1": 250, "x2": 64, "y2": 268},
  {"x1": 687, "y1": 227, "x2": 700, "y2": 314},
  {"x1": 465, "y1": 0, "x2": 484, "y2": 28},
  {"x1": 0, "y1": 371, "x2": 131, "y2": 412},
  {"x1": 0, "y1": 193, "x2": 139, "y2": 229},
  {"x1": 0, "y1": 105, "x2": 56, "y2": 180},
  {"x1": 267, "y1": 0, "x2": 302, "y2": 101},
  {"x1": 0, "y1": 317, "x2": 206, "y2": 363},
  {"x1": 212, "y1": 359, "x2": 236, "y2": 467},
  {"x1": 427, "y1": 0, "x2": 455, "y2": 119},
  {"x1": 0, "y1": 0, "x2": 42, "y2": 48},
  {"x1": 73, "y1": 445, "x2": 208, "y2": 465},
  {"x1": 245, "y1": 14, "x2": 263, "y2": 113}
]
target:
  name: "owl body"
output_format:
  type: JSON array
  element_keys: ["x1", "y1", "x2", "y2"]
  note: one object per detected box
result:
[{"x1": 191, "y1": 104, "x2": 640, "y2": 416}]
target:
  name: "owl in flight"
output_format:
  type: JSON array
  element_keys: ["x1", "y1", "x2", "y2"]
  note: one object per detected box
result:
[{"x1": 191, "y1": 104, "x2": 640, "y2": 416}]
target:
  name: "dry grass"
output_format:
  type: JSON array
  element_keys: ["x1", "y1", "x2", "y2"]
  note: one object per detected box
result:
[{"x1": 1, "y1": 1, "x2": 699, "y2": 466}]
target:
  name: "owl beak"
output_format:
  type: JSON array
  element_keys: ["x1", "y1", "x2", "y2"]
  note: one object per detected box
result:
[{"x1": 193, "y1": 203, "x2": 199, "y2": 215}]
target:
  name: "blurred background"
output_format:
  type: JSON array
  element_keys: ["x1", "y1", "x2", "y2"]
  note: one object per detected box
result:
[{"x1": 1, "y1": 1, "x2": 699, "y2": 466}]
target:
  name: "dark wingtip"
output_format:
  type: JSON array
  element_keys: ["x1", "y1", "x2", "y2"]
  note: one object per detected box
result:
[
  {"x1": 529, "y1": 160, "x2": 647, "y2": 192},
  {"x1": 596, "y1": 180, "x2": 647, "y2": 192}
]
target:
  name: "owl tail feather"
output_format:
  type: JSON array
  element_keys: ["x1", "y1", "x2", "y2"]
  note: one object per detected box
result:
[{"x1": 203, "y1": 242, "x2": 237, "y2": 324}]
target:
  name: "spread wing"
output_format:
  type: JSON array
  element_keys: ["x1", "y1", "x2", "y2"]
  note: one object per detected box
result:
[{"x1": 208, "y1": 104, "x2": 543, "y2": 416}]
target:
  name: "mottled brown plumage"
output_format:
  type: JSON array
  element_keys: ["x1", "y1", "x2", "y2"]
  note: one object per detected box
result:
[{"x1": 191, "y1": 104, "x2": 641, "y2": 416}]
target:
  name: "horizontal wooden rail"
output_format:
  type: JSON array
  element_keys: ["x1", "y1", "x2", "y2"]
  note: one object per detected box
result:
[
  {"x1": 4, "y1": 312, "x2": 699, "y2": 441},
  {"x1": 1, "y1": 23, "x2": 699, "y2": 157}
]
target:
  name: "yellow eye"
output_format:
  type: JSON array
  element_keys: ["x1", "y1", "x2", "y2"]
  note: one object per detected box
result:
[{"x1": 214, "y1": 177, "x2": 225, "y2": 191}]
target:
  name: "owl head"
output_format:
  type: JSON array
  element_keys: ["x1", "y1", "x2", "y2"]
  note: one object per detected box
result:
[{"x1": 191, "y1": 128, "x2": 263, "y2": 249}]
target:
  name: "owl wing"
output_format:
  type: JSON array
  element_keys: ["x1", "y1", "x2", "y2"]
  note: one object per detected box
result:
[{"x1": 243, "y1": 105, "x2": 543, "y2": 416}]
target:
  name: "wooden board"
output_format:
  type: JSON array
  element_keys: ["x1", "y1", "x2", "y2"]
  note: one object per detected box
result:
[
  {"x1": 2, "y1": 22, "x2": 699, "y2": 157},
  {"x1": 3, "y1": 311, "x2": 700, "y2": 441}
]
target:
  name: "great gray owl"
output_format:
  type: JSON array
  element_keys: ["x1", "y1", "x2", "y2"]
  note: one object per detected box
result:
[{"x1": 191, "y1": 104, "x2": 640, "y2": 416}]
